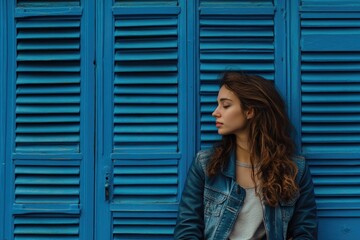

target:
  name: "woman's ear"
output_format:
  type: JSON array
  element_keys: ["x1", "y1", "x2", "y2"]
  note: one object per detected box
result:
[{"x1": 246, "y1": 107, "x2": 254, "y2": 119}]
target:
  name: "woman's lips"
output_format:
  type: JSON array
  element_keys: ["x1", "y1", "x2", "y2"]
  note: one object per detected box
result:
[{"x1": 216, "y1": 122, "x2": 223, "y2": 128}]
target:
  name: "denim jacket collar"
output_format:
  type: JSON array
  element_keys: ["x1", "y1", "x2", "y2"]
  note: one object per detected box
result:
[{"x1": 221, "y1": 149, "x2": 236, "y2": 180}]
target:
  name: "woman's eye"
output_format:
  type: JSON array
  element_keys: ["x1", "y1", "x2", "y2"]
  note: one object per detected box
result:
[{"x1": 223, "y1": 105, "x2": 230, "y2": 109}]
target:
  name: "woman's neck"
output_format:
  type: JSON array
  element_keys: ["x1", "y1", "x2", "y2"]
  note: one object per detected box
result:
[{"x1": 236, "y1": 137, "x2": 251, "y2": 164}]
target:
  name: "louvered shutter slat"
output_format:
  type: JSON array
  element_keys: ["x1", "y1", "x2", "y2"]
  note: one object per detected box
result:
[
  {"x1": 16, "y1": 177, "x2": 78, "y2": 185},
  {"x1": 200, "y1": 0, "x2": 272, "y2": 6},
  {"x1": 115, "y1": 125, "x2": 177, "y2": 133},
  {"x1": 115, "y1": 218, "x2": 175, "y2": 225},
  {"x1": 17, "y1": 52, "x2": 80, "y2": 61},
  {"x1": 115, "y1": 28, "x2": 177, "y2": 37},
  {"x1": 115, "y1": 96, "x2": 177, "y2": 104},
  {"x1": 17, "y1": 75, "x2": 80, "y2": 84},
  {"x1": 302, "y1": 72, "x2": 360, "y2": 82},
  {"x1": 114, "y1": 186, "x2": 176, "y2": 195},
  {"x1": 115, "y1": 0, "x2": 177, "y2": 6},
  {"x1": 17, "y1": 64, "x2": 80, "y2": 72},
  {"x1": 302, "y1": 0, "x2": 360, "y2": 7},
  {"x1": 200, "y1": 52, "x2": 274, "y2": 61},
  {"x1": 16, "y1": 135, "x2": 80, "y2": 143},
  {"x1": 302, "y1": 135, "x2": 360, "y2": 143},
  {"x1": 114, "y1": 85, "x2": 177, "y2": 94},
  {"x1": 14, "y1": 215, "x2": 79, "y2": 238},
  {"x1": 114, "y1": 116, "x2": 177, "y2": 124},
  {"x1": 114, "y1": 165, "x2": 177, "y2": 174},
  {"x1": 115, "y1": 40, "x2": 177, "y2": 49},
  {"x1": 115, "y1": 51, "x2": 177, "y2": 61},
  {"x1": 16, "y1": 116, "x2": 80, "y2": 123},
  {"x1": 114, "y1": 176, "x2": 177, "y2": 185},
  {"x1": 302, "y1": 52, "x2": 360, "y2": 61},
  {"x1": 16, "y1": 186, "x2": 79, "y2": 195},
  {"x1": 114, "y1": 106, "x2": 177, "y2": 114},
  {"x1": 114, "y1": 227, "x2": 173, "y2": 234},
  {"x1": 302, "y1": 125, "x2": 360, "y2": 133},
  {"x1": 115, "y1": 74, "x2": 177, "y2": 84},
  {"x1": 17, "y1": 95, "x2": 80, "y2": 104},
  {"x1": 302, "y1": 115, "x2": 360, "y2": 122},
  {"x1": 17, "y1": 41, "x2": 80, "y2": 50},
  {"x1": 17, "y1": 0, "x2": 80, "y2": 7},
  {"x1": 302, "y1": 105, "x2": 360, "y2": 113},
  {"x1": 302, "y1": 84, "x2": 360, "y2": 92},
  {"x1": 16, "y1": 124, "x2": 79, "y2": 133},
  {"x1": 314, "y1": 177, "x2": 360, "y2": 185},
  {"x1": 16, "y1": 105, "x2": 79, "y2": 114},
  {"x1": 303, "y1": 94, "x2": 360, "y2": 102},
  {"x1": 17, "y1": 85, "x2": 80, "y2": 94}
]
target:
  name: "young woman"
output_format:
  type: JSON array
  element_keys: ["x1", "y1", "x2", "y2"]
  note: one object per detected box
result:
[{"x1": 174, "y1": 72, "x2": 317, "y2": 239}]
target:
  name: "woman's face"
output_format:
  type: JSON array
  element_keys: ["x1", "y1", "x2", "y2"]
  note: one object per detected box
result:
[{"x1": 212, "y1": 86, "x2": 252, "y2": 137}]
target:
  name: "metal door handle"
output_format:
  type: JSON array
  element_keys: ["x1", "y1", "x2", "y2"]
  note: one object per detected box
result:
[{"x1": 105, "y1": 173, "x2": 110, "y2": 201}]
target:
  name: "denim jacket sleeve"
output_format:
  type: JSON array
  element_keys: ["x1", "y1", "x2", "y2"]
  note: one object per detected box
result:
[
  {"x1": 174, "y1": 152, "x2": 206, "y2": 239},
  {"x1": 287, "y1": 159, "x2": 318, "y2": 239}
]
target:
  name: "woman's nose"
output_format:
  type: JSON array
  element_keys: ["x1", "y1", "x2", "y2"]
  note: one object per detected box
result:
[{"x1": 212, "y1": 107, "x2": 220, "y2": 117}]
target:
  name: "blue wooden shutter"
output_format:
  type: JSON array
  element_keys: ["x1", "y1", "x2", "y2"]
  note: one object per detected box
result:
[
  {"x1": 198, "y1": 0, "x2": 282, "y2": 149},
  {"x1": 5, "y1": 1, "x2": 95, "y2": 239},
  {"x1": 99, "y1": 0, "x2": 186, "y2": 239},
  {"x1": 299, "y1": 0, "x2": 360, "y2": 238}
]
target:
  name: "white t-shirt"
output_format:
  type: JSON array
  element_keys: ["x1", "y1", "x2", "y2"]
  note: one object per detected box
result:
[{"x1": 229, "y1": 187, "x2": 266, "y2": 240}]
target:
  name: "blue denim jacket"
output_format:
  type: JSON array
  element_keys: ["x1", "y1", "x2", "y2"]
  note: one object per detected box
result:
[{"x1": 174, "y1": 149, "x2": 317, "y2": 239}]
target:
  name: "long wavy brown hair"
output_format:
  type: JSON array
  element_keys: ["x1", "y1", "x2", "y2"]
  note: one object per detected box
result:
[{"x1": 207, "y1": 71, "x2": 299, "y2": 207}]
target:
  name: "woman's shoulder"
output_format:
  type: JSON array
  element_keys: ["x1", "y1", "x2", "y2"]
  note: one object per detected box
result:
[
  {"x1": 195, "y1": 148, "x2": 214, "y2": 163},
  {"x1": 189, "y1": 149, "x2": 214, "y2": 176}
]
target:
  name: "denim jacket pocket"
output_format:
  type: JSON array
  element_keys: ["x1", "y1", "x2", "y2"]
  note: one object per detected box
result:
[{"x1": 204, "y1": 187, "x2": 227, "y2": 217}]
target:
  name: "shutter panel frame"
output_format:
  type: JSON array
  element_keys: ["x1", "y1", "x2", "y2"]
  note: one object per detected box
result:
[
  {"x1": 296, "y1": 2, "x2": 360, "y2": 238},
  {"x1": 0, "y1": 0, "x2": 7, "y2": 238},
  {"x1": 4, "y1": 1, "x2": 96, "y2": 239},
  {"x1": 97, "y1": 1, "x2": 190, "y2": 238}
]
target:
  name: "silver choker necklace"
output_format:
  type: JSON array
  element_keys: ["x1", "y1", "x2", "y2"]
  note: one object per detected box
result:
[{"x1": 236, "y1": 160, "x2": 259, "y2": 169}]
